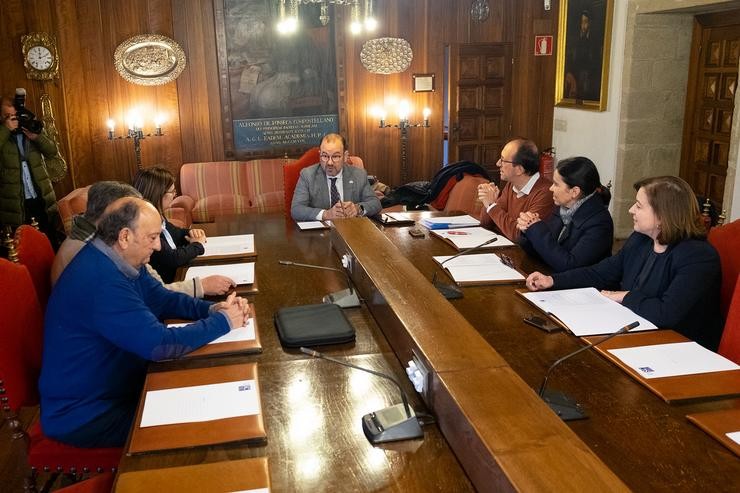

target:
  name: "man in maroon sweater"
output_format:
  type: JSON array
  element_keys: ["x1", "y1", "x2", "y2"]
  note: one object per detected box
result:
[{"x1": 477, "y1": 138, "x2": 555, "y2": 241}]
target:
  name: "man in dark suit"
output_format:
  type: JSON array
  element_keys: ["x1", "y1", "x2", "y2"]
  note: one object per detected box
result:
[{"x1": 291, "y1": 133, "x2": 381, "y2": 221}]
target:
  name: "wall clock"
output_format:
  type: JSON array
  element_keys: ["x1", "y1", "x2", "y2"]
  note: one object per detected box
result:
[{"x1": 22, "y1": 32, "x2": 60, "y2": 81}]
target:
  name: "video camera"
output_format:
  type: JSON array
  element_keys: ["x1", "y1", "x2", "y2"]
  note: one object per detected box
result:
[{"x1": 13, "y1": 88, "x2": 44, "y2": 134}]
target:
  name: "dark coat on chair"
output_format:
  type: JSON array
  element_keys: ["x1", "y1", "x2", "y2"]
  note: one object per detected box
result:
[
  {"x1": 520, "y1": 194, "x2": 613, "y2": 272},
  {"x1": 149, "y1": 219, "x2": 204, "y2": 283}
]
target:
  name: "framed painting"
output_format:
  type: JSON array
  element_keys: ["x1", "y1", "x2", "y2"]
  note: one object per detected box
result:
[
  {"x1": 214, "y1": 0, "x2": 341, "y2": 158},
  {"x1": 555, "y1": 0, "x2": 614, "y2": 111}
]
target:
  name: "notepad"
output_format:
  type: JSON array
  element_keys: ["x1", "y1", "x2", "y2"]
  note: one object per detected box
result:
[
  {"x1": 518, "y1": 287, "x2": 657, "y2": 336},
  {"x1": 433, "y1": 253, "x2": 524, "y2": 284},
  {"x1": 607, "y1": 342, "x2": 740, "y2": 379},
  {"x1": 297, "y1": 221, "x2": 329, "y2": 230},
  {"x1": 419, "y1": 215, "x2": 479, "y2": 229},
  {"x1": 431, "y1": 227, "x2": 514, "y2": 249},
  {"x1": 140, "y1": 379, "x2": 261, "y2": 427},
  {"x1": 168, "y1": 318, "x2": 256, "y2": 344},
  {"x1": 201, "y1": 234, "x2": 255, "y2": 258},
  {"x1": 185, "y1": 262, "x2": 255, "y2": 285}
]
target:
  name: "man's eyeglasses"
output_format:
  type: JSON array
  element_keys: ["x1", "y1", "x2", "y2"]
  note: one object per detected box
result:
[
  {"x1": 498, "y1": 157, "x2": 520, "y2": 166},
  {"x1": 320, "y1": 152, "x2": 343, "y2": 163}
]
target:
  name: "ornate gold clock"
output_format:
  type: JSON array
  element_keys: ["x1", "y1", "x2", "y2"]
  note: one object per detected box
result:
[{"x1": 21, "y1": 32, "x2": 60, "y2": 80}]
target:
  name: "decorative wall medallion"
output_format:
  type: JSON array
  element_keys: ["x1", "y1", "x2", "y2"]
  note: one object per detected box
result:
[
  {"x1": 360, "y1": 38, "x2": 413, "y2": 74},
  {"x1": 470, "y1": 0, "x2": 490, "y2": 23},
  {"x1": 114, "y1": 34, "x2": 186, "y2": 86}
]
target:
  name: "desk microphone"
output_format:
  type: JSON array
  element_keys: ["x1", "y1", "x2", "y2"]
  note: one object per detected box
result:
[
  {"x1": 432, "y1": 236, "x2": 498, "y2": 299},
  {"x1": 279, "y1": 260, "x2": 360, "y2": 308},
  {"x1": 538, "y1": 321, "x2": 640, "y2": 421},
  {"x1": 300, "y1": 347, "x2": 424, "y2": 444}
]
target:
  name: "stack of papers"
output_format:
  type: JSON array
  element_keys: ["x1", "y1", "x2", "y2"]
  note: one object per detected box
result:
[
  {"x1": 431, "y1": 227, "x2": 513, "y2": 249},
  {"x1": 140, "y1": 379, "x2": 260, "y2": 427},
  {"x1": 201, "y1": 234, "x2": 255, "y2": 259},
  {"x1": 185, "y1": 262, "x2": 255, "y2": 285},
  {"x1": 519, "y1": 287, "x2": 657, "y2": 336},
  {"x1": 608, "y1": 342, "x2": 740, "y2": 379},
  {"x1": 419, "y1": 215, "x2": 479, "y2": 229},
  {"x1": 433, "y1": 253, "x2": 524, "y2": 285}
]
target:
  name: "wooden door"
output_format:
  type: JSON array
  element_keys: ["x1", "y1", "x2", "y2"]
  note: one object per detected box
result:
[
  {"x1": 681, "y1": 13, "x2": 740, "y2": 207},
  {"x1": 448, "y1": 43, "x2": 513, "y2": 184}
]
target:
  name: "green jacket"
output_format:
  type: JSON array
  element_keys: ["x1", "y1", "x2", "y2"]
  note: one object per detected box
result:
[{"x1": 0, "y1": 125, "x2": 60, "y2": 227}]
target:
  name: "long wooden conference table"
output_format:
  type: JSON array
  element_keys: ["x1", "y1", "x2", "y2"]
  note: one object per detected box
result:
[{"x1": 116, "y1": 212, "x2": 740, "y2": 492}]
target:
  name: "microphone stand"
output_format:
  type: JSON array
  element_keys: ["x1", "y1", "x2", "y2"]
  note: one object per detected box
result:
[
  {"x1": 301, "y1": 347, "x2": 424, "y2": 444},
  {"x1": 432, "y1": 237, "x2": 498, "y2": 299},
  {"x1": 279, "y1": 260, "x2": 360, "y2": 308},
  {"x1": 538, "y1": 321, "x2": 640, "y2": 421}
]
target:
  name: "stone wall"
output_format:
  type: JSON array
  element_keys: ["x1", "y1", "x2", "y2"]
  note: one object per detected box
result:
[{"x1": 614, "y1": 5, "x2": 694, "y2": 237}]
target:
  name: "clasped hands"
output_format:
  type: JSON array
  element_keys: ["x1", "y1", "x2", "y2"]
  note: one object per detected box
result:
[
  {"x1": 477, "y1": 182, "x2": 500, "y2": 208},
  {"x1": 323, "y1": 201, "x2": 359, "y2": 220},
  {"x1": 214, "y1": 291, "x2": 251, "y2": 329},
  {"x1": 516, "y1": 211, "x2": 541, "y2": 232}
]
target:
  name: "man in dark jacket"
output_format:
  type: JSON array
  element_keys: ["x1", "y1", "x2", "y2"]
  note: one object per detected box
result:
[{"x1": 0, "y1": 97, "x2": 62, "y2": 243}]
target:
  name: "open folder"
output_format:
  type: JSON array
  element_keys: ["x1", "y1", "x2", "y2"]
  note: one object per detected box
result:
[
  {"x1": 195, "y1": 234, "x2": 256, "y2": 263},
  {"x1": 167, "y1": 306, "x2": 262, "y2": 358},
  {"x1": 184, "y1": 261, "x2": 258, "y2": 294},
  {"x1": 431, "y1": 227, "x2": 514, "y2": 250},
  {"x1": 433, "y1": 253, "x2": 524, "y2": 285},
  {"x1": 128, "y1": 363, "x2": 266, "y2": 454},
  {"x1": 517, "y1": 287, "x2": 657, "y2": 336}
]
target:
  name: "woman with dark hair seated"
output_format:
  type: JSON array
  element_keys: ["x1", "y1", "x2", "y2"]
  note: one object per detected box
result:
[
  {"x1": 526, "y1": 176, "x2": 722, "y2": 350},
  {"x1": 133, "y1": 166, "x2": 208, "y2": 284},
  {"x1": 517, "y1": 156, "x2": 613, "y2": 272}
]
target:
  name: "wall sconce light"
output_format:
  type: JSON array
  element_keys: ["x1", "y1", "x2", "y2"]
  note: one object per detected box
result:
[
  {"x1": 277, "y1": 0, "x2": 378, "y2": 35},
  {"x1": 372, "y1": 100, "x2": 430, "y2": 184},
  {"x1": 106, "y1": 110, "x2": 165, "y2": 169}
]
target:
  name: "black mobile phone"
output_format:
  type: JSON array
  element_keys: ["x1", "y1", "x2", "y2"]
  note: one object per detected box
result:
[
  {"x1": 408, "y1": 228, "x2": 425, "y2": 238},
  {"x1": 523, "y1": 315, "x2": 561, "y2": 333}
]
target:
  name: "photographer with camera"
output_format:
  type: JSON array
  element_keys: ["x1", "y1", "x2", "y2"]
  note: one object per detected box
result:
[{"x1": 1, "y1": 89, "x2": 62, "y2": 246}]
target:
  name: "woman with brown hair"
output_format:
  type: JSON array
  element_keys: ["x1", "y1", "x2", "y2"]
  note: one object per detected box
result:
[
  {"x1": 526, "y1": 176, "x2": 722, "y2": 350},
  {"x1": 133, "y1": 167, "x2": 227, "y2": 288}
]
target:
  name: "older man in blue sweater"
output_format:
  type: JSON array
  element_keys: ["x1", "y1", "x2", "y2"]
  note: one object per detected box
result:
[{"x1": 39, "y1": 197, "x2": 249, "y2": 448}]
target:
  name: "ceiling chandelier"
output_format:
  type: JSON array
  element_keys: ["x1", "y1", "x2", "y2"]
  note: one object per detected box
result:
[{"x1": 277, "y1": 0, "x2": 378, "y2": 35}]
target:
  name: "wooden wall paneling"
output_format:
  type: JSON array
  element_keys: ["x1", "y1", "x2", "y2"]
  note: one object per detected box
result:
[
  {"x1": 510, "y1": 0, "x2": 557, "y2": 150},
  {"x1": 175, "y1": 0, "x2": 224, "y2": 165}
]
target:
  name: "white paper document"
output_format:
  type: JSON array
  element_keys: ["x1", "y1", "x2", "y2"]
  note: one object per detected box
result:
[
  {"x1": 202, "y1": 234, "x2": 255, "y2": 258},
  {"x1": 168, "y1": 318, "x2": 256, "y2": 344},
  {"x1": 607, "y1": 342, "x2": 740, "y2": 379},
  {"x1": 420, "y1": 215, "x2": 480, "y2": 229},
  {"x1": 726, "y1": 431, "x2": 740, "y2": 445},
  {"x1": 433, "y1": 254, "x2": 524, "y2": 283},
  {"x1": 140, "y1": 379, "x2": 260, "y2": 427},
  {"x1": 185, "y1": 262, "x2": 255, "y2": 285},
  {"x1": 297, "y1": 221, "x2": 328, "y2": 230},
  {"x1": 382, "y1": 212, "x2": 414, "y2": 222},
  {"x1": 432, "y1": 227, "x2": 514, "y2": 249},
  {"x1": 520, "y1": 287, "x2": 657, "y2": 336}
]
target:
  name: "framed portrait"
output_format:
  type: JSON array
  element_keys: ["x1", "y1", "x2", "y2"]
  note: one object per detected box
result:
[
  {"x1": 555, "y1": 0, "x2": 614, "y2": 111},
  {"x1": 412, "y1": 73, "x2": 435, "y2": 92},
  {"x1": 214, "y1": 0, "x2": 341, "y2": 158}
]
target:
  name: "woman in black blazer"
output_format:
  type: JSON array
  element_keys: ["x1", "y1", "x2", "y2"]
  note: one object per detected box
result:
[
  {"x1": 133, "y1": 166, "x2": 206, "y2": 283},
  {"x1": 517, "y1": 157, "x2": 613, "y2": 272}
]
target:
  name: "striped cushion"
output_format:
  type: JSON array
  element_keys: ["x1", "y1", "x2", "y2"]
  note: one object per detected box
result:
[{"x1": 192, "y1": 194, "x2": 253, "y2": 222}]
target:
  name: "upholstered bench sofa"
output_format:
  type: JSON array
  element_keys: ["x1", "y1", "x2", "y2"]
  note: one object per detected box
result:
[{"x1": 167, "y1": 158, "x2": 295, "y2": 223}]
